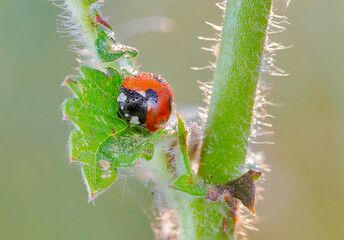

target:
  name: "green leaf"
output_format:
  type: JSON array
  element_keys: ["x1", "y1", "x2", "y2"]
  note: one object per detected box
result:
[
  {"x1": 69, "y1": 130, "x2": 98, "y2": 162},
  {"x1": 63, "y1": 66, "x2": 166, "y2": 199},
  {"x1": 80, "y1": 151, "x2": 118, "y2": 199},
  {"x1": 176, "y1": 114, "x2": 191, "y2": 175},
  {"x1": 63, "y1": 98, "x2": 126, "y2": 138},
  {"x1": 171, "y1": 175, "x2": 207, "y2": 196},
  {"x1": 95, "y1": 26, "x2": 138, "y2": 62},
  {"x1": 80, "y1": 66, "x2": 122, "y2": 97},
  {"x1": 96, "y1": 129, "x2": 166, "y2": 167},
  {"x1": 66, "y1": 73, "x2": 118, "y2": 116},
  {"x1": 82, "y1": 129, "x2": 164, "y2": 198}
]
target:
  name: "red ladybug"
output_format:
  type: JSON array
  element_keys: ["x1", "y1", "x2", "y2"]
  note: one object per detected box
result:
[{"x1": 117, "y1": 72, "x2": 174, "y2": 132}]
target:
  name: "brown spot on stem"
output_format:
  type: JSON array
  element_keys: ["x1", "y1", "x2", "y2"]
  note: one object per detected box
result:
[
  {"x1": 205, "y1": 187, "x2": 219, "y2": 202},
  {"x1": 164, "y1": 138, "x2": 178, "y2": 173},
  {"x1": 222, "y1": 217, "x2": 229, "y2": 236}
]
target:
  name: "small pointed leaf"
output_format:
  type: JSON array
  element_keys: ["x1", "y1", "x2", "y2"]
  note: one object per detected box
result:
[
  {"x1": 95, "y1": 26, "x2": 138, "y2": 62},
  {"x1": 217, "y1": 169, "x2": 262, "y2": 213},
  {"x1": 171, "y1": 175, "x2": 207, "y2": 196},
  {"x1": 176, "y1": 114, "x2": 191, "y2": 175}
]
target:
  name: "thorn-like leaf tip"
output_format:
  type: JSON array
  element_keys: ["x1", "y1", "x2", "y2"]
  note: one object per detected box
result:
[
  {"x1": 63, "y1": 77, "x2": 74, "y2": 86},
  {"x1": 249, "y1": 169, "x2": 262, "y2": 181},
  {"x1": 95, "y1": 14, "x2": 112, "y2": 30},
  {"x1": 250, "y1": 206, "x2": 256, "y2": 215}
]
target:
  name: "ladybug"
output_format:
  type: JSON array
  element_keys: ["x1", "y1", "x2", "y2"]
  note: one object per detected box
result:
[{"x1": 117, "y1": 72, "x2": 174, "y2": 132}]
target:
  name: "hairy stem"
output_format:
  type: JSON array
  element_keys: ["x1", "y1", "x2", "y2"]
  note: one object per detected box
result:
[
  {"x1": 64, "y1": 0, "x2": 98, "y2": 55},
  {"x1": 199, "y1": 0, "x2": 272, "y2": 184},
  {"x1": 175, "y1": 0, "x2": 272, "y2": 239}
]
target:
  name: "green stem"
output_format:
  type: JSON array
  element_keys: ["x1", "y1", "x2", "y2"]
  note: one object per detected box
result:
[
  {"x1": 63, "y1": 0, "x2": 133, "y2": 71},
  {"x1": 175, "y1": 0, "x2": 272, "y2": 239},
  {"x1": 199, "y1": 0, "x2": 272, "y2": 184},
  {"x1": 64, "y1": 0, "x2": 98, "y2": 56}
]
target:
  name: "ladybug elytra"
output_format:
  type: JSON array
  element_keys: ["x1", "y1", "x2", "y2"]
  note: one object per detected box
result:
[{"x1": 117, "y1": 72, "x2": 174, "y2": 132}]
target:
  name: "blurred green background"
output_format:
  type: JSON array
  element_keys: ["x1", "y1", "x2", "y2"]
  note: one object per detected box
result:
[{"x1": 1, "y1": 0, "x2": 343, "y2": 239}]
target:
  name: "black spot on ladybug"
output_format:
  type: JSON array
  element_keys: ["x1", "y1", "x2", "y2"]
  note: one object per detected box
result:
[
  {"x1": 168, "y1": 96, "x2": 172, "y2": 113},
  {"x1": 118, "y1": 87, "x2": 147, "y2": 125},
  {"x1": 153, "y1": 75, "x2": 163, "y2": 83},
  {"x1": 145, "y1": 89, "x2": 158, "y2": 104}
]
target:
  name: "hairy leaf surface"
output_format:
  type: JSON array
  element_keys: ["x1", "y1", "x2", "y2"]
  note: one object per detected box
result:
[{"x1": 171, "y1": 174, "x2": 207, "y2": 196}]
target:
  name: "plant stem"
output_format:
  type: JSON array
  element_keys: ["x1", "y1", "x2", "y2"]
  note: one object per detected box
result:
[
  {"x1": 175, "y1": 0, "x2": 272, "y2": 239},
  {"x1": 64, "y1": 0, "x2": 98, "y2": 56},
  {"x1": 199, "y1": 0, "x2": 272, "y2": 184}
]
